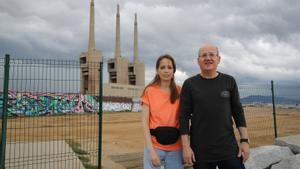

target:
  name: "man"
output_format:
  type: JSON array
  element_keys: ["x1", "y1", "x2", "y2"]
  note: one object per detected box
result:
[{"x1": 179, "y1": 44, "x2": 250, "y2": 169}]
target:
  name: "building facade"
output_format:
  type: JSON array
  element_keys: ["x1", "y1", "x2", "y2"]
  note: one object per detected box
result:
[{"x1": 80, "y1": 1, "x2": 145, "y2": 98}]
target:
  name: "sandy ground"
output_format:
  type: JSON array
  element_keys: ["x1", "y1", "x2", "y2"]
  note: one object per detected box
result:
[
  {"x1": 242, "y1": 105, "x2": 300, "y2": 147},
  {"x1": 2, "y1": 106, "x2": 300, "y2": 168}
]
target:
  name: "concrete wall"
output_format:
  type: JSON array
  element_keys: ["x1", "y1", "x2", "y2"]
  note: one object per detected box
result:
[{"x1": 103, "y1": 83, "x2": 144, "y2": 98}]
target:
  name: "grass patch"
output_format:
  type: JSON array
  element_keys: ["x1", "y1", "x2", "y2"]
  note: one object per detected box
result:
[
  {"x1": 78, "y1": 155, "x2": 90, "y2": 163},
  {"x1": 66, "y1": 139, "x2": 98, "y2": 169},
  {"x1": 83, "y1": 163, "x2": 99, "y2": 169},
  {"x1": 66, "y1": 139, "x2": 88, "y2": 155}
]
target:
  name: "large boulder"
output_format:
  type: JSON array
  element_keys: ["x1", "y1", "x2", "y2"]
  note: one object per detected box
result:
[
  {"x1": 271, "y1": 154, "x2": 300, "y2": 169},
  {"x1": 275, "y1": 134, "x2": 300, "y2": 154},
  {"x1": 245, "y1": 145, "x2": 293, "y2": 169}
]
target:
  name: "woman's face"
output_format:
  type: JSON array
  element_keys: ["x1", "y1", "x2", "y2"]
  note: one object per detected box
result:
[{"x1": 157, "y1": 58, "x2": 174, "y2": 82}]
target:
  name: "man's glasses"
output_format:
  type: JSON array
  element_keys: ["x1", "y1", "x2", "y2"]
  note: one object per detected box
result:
[{"x1": 199, "y1": 52, "x2": 218, "y2": 58}]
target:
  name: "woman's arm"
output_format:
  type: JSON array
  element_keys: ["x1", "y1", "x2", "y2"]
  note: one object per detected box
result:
[
  {"x1": 141, "y1": 104, "x2": 161, "y2": 167},
  {"x1": 142, "y1": 104, "x2": 154, "y2": 151}
]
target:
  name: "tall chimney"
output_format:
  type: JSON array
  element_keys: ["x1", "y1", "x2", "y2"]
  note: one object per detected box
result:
[
  {"x1": 133, "y1": 13, "x2": 138, "y2": 63},
  {"x1": 115, "y1": 4, "x2": 121, "y2": 58},
  {"x1": 88, "y1": 0, "x2": 95, "y2": 52}
]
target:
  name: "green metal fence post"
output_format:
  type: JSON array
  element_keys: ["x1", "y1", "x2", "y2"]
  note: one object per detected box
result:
[
  {"x1": 98, "y1": 62, "x2": 103, "y2": 169},
  {"x1": 271, "y1": 80, "x2": 278, "y2": 138},
  {"x1": 0, "y1": 54, "x2": 10, "y2": 169}
]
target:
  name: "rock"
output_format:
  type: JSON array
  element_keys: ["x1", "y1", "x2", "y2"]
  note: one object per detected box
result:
[
  {"x1": 245, "y1": 145, "x2": 293, "y2": 169},
  {"x1": 271, "y1": 154, "x2": 300, "y2": 169},
  {"x1": 275, "y1": 134, "x2": 300, "y2": 154}
]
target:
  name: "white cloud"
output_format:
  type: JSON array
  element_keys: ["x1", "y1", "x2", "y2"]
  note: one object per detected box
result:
[
  {"x1": 175, "y1": 69, "x2": 189, "y2": 86},
  {"x1": 145, "y1": 69, "x2": 155, "y2": 85}
]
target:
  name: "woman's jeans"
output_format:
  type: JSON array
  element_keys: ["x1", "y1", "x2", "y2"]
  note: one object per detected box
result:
[{"x1": 143, "y1": 147, "x2": 183, "y2": 169}]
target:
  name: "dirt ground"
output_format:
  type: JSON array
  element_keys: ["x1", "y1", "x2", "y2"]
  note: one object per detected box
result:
[
  {"x1": 242, "y1": 105, "x2": 300, "y2": 147},
  {"x1": 3, "y1": 106, "x2": 300, "y2": 168}
]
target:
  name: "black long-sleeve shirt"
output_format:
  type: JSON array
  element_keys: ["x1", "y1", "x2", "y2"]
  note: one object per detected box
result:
[{"x1": 179, "y1": 72, "x2": 246, "y2": 162}]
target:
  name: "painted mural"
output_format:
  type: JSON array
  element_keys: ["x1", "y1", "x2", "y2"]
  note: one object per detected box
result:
[
  {"x1": 0, "y1": 91, "x2": 141, "y2": 117},
  {"x1": 0, "y1": 94, "x2": 3, "y2": 116}
]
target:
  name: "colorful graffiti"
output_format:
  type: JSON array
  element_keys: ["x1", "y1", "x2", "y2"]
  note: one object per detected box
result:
[
  {"x1": 0, "y1": 94, "x2": 3, "y2": 116},
  {"x1": 0, "y1": 91, "x2": 141, "y2": 117}
]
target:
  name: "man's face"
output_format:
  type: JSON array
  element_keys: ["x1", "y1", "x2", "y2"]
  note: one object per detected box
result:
[{"x1": 197, "y1": 46, "x2": 220, "y2": 72}]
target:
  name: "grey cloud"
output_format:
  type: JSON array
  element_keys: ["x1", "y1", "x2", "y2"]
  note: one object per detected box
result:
[{"x1": 0, "y1": 0, "x2": 299, "y2": 84}]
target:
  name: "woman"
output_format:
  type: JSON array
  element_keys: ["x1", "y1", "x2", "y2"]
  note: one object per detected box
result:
[{"x1": 141, "y1": 54, "x2": 183, "y2": 169}]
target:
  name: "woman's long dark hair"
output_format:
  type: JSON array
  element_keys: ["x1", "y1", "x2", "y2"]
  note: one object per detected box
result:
[{"x1": 143, "y1": 54, "x2": 179, "y2": 104}]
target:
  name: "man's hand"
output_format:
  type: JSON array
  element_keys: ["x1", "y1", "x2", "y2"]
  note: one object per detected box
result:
[
  {"x1": 238, "y1": 142, "x2": 250, "y2": 163},
  {"x1": 148, "y1": 149, "x2": 161, "y2": 167},
  {"x1": 183, "y1": 145, "x2": 196, "y2": 166}
]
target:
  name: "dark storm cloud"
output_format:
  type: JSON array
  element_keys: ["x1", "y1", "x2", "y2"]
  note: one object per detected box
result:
[{"x1": 0, "y1": 0, "x2": 299, "y2": 84}]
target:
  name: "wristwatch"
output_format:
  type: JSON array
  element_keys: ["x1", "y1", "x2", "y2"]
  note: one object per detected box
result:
[{"x1": 240, "y1": 138, "x2": 250, "y2": 144}]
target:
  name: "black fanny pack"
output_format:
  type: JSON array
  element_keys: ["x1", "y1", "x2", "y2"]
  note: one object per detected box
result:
[{"x1": 150, "y1": 126, "x2": 180, "y2": 145}]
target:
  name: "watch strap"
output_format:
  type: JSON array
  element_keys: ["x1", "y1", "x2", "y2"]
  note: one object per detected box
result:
[{"x1": 240, "y1": 138, "x2": 249, "y2": 144}]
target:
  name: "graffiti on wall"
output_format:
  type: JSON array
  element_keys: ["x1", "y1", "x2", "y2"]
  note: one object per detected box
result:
[
  {"x1": 0, "y1": 94, "x2": 3, "y2": 116},
  {"x1": 0, "y1": 91, "x2": 141, "y2": 117}
]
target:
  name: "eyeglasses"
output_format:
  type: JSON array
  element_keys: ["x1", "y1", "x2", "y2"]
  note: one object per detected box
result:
[{"x1": 199, "y1": 52, "x2": 218, "y2": 58}]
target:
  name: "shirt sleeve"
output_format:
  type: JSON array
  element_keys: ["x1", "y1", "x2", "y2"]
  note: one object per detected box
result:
[
  {"x1": 179, "y1": 80, "x2": 192, "y2": 135},
  {"x1": 140, "y1": 87, "x2": 150, "y2": 106},
  {"x1": 230, "y1": 78, "x2": 247, "y2": 127}
]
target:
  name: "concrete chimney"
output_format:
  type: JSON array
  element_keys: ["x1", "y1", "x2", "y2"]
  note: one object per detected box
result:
[{"x1": 115, "y1": 4, "x2": 121, "y2": 58}]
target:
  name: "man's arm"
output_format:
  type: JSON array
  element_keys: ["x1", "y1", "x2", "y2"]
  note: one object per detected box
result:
[
  {"x1": 238, "y1": 127, "x2": 249, "y2": 140},
  {"x1": 179, "y1": 80, "x2": 195, "y2": 165},
  {"x1": 179, "y1": 80, "x2": 192, "y2": 135},
  {"x1": 237, "y1": 127, "x2": 250, "y2": 163},
  {"x1": 230, "y1": 77, "x2": 250, "y2": 162},
  {"x1": 181, "y1": 134, "x2": 195, "y2": 165}
]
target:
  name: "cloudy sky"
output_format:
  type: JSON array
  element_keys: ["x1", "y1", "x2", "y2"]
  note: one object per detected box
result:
[{"x1": 1, "y1": 0, "x2": 300, "y2": 85}]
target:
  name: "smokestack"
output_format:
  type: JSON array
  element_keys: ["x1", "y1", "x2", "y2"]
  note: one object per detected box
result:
[
  {"x1": 88, "y1": 0, "x2": 95, "y2": 52},
  {"x1": 115, "y1": 4, "x2": 121, "y2": 58},
  {"x1": 133, "y1": 13, "x2": 138, "y2": 63}
]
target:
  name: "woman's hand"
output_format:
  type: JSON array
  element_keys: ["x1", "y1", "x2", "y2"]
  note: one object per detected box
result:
[{"x1": 148, "y1": 149, "x2": 161, "y2": 167}]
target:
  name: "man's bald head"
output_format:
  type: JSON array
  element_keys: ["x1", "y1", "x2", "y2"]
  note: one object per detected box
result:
[{"x1": 198, "y1": 44, "x2": 219, "y2": 57}]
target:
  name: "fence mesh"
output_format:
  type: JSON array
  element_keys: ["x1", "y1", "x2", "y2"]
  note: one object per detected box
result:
[
  {"x1": 1, "y1": 57, "x2": 300, "y2": 168},
  {"x1": 238, "y1": 84, "x2": 300, "y2": 147},
  {"x1": 272, "y1": 84, "x2": 300, "y2": 138},
  {"x1": 1, "y1": 58, "x2": 100, "y2": 169}
]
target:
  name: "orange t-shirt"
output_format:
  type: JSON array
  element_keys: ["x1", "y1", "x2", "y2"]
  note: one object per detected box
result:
[{"x1": 141, "y1": 85, "x2": 181, "y2": 151}]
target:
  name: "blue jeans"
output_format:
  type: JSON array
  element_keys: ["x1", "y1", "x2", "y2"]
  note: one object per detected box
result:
[
  {"x1": 143, "y1": 147, "x2": 183, "y2": 169},
  {"x1": 193, "y1": 157, "x2": 246, "y2": 169}
]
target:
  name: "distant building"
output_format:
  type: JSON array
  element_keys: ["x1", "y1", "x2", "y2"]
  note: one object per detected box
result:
[
  {"x1": 128, "y1": 13, "x2": 145, "y2": 86},
  {"x1": 80, "y1": 1, "x2": 145, "y2": 98},
  {"x1": 108, "y1": 5, "x2": 145, "y2": 86},
  {"x1": 79, "y1": 0, "x2": 102, "y2": 95}
]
